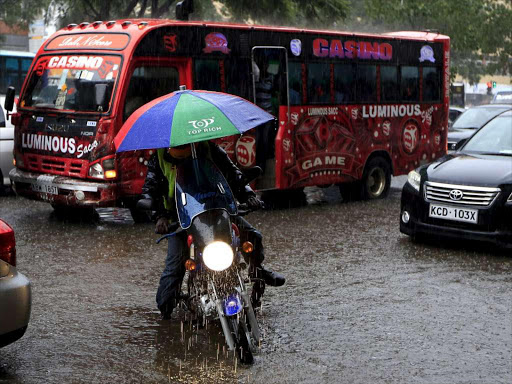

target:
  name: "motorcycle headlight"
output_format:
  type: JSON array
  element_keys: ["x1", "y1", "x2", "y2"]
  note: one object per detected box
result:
[
  {"x1": 203, "y1": 241, "x2": 234, "y2": 271},
  {"x1": 407, "y1": 170, "x2": 421, "y2": 192}
]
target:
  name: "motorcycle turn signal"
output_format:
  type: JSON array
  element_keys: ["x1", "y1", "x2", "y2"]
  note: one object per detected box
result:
[
  {"x1": 242, "y1": 241, "x2": 254, "y2": 254},
  {"x1": 185, "y1": 259, "x2": 196, "y2": 271}
]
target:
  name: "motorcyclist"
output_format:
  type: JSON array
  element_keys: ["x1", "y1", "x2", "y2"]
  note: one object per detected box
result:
[{"x1": 142, "y1": 140, "x2": 285, "y2": 319}]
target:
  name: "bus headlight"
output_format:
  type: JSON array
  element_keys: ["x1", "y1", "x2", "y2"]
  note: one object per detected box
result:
[
  {"x1": 203, "y1": 241, "x2": 234, "y2": 271},
  {"x1": 88, "y1": 163, "x2": 104, "y2": 178},
  {"x1": 407, "y1": 170, "x2": 421, "y2": 192}
]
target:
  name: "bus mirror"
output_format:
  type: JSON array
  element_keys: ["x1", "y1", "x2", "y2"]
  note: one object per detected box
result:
[
  {"x1": 95, "y1": 84, "x2": 108, "y2": 111},
  {"x1": 176, "y1": 0, "x2": 194, "y2": 20},
  {"x1": 4, "y1": 86, "x2": 15, "y2": 112}
]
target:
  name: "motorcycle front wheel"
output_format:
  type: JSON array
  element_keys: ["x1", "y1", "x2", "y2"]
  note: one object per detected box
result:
[{"x1": 229, "y1": 316, "x2": 254, "y2": 364}]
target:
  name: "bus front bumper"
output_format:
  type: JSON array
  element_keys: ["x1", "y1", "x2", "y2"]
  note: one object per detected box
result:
[{"x1": 9, "y1": 168, "x2": 117, "y2": 207}]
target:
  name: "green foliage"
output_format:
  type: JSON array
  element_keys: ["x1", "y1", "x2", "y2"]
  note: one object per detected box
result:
[
  {"x1": 0, "y1": 0, "x2": 52, "y2": 28},
  {"x1": 217, "y1": 0, "x2": 349, "y2": 27},
  {"x1": 361, "y1": 0, "x2": 512, "y2": 84}
]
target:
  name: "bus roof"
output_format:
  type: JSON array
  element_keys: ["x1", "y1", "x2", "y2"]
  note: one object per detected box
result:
[{"x1": 47, "y1": 19, "x2": 449, "y2": 49}]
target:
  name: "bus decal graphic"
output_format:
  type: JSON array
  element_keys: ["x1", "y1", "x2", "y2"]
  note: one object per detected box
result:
[
  {"x1": 236, "y1": 136, "x2": 256, "y2": 168},
  {"x1": 290, "y1": 39, "x2": 302, "y2": 56},
  {"x1": 419, "y1": 45, "x2": 435, "y2": 63},
  {"x1": 45, "y1": 33, "x2": 129, "y2": 50},
  {"x1": 313, "y1": 39, "x2": 392, "y2": 60},
  {"x1": 362, "y1": 104, "x2": 421, "y2": 119},
  {"x1": 47, "y1": 56, "x2": 104, "y2": 70},
  {"x1": 402, "y1": 122, "x2": 420, "y2": 154},
  {"x1": 284, "y1": 114, "x2": 358, "y2": 185},
  {"x1": 203, "y1": 33, "x2": 230, "y2": 54},
  {"x1": 163, "y1": 34, "x2": 178, "y2": 52}
]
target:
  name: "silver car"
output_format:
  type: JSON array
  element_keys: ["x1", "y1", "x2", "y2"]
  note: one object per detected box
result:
[{"x1": 0, "y1": 218, "x2": 31, "y2": 348}]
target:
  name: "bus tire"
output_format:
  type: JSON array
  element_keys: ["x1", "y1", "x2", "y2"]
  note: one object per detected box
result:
[
  {"x1": 129, "y1": 206, "x2": 152, "y2": 223},
  {"x1": 361, "y1": 157, "x2": 391, "y2": 200},
  {"x1": 260, "y1": 188, "x2": 307, "y2": 209}
]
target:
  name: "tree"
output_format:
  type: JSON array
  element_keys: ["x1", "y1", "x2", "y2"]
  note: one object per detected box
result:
[
  {"x1": 0, "y1": 0, "x2": 52, "y2": 28},
  {"x1": 360, "y1": 0, "x2": 512, "y2": 84}
]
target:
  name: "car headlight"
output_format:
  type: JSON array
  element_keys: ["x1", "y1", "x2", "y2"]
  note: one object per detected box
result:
[
  {"x1": 202, "y1": 241, "x2": 234, "y2": 271},
  {"x1": 507, "y1": 192, "x2": 512, "y2": 205},
  {"x1": 407, "y1": 170, "x2": 421, "y2": 192}
]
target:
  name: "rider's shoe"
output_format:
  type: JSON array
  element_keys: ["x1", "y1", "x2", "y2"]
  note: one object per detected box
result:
[{"x1": 254, "y1": 265, "x2": 285, "y2": 287}]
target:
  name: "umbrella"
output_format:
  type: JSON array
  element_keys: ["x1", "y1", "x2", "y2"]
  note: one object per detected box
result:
[{"x1": 114, "y1": 89, "x2": 274, "y2": 153}]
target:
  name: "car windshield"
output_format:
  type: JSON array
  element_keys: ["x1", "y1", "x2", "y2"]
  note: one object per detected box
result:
[
  {"x1": 462, "y1": 115, "x2": 512, "y2": 155},
  {"x1": 21, "y1": 55, "x2": 121, "y2": 113},
  {"x1": 451, "y1": 106, "x2": 509, "y2": 130}
]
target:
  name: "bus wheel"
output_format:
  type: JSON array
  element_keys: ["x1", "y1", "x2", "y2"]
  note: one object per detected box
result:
[
  {"x1": 361, "y1": 157, "x2": 391, "y2": 200},
  {"x1": 129, "y1": 207, "x2": 152, "y2": 223},
  {"x1": 260, "y1": 188, "x2": 307, "y2": 209}
]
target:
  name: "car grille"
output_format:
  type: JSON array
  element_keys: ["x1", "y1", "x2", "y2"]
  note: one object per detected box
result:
[
  {"x1": 424, "y1": 181, "x2": 500, "y2": 207},
  {"x1": 26, "y1": 155, "x2": 86, "y2": 177}
]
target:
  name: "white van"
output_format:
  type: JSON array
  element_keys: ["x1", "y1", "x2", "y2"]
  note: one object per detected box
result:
[{"x1": 0, "y1": 97, "x2": 14, "y2": 192}]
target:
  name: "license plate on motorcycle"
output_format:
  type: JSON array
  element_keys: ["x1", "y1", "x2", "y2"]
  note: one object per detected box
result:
[
  {"x1": 429, "y1": 204, "x2": 478, "y2": 224},
  {"x1": 31, "y1": 182, "x2": 58, "y2": 195}
]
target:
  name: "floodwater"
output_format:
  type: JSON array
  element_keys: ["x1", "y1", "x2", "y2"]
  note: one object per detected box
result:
[{"x1": 1, "y1": 181, "x2": 511, "y2": 383}]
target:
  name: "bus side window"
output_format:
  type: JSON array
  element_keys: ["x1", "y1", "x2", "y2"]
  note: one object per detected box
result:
[
  {"x1": 381, "y1": 66, "x2": 399, "y2": 102},
  {"x1": 124, "y1": 65, "x2": 179, "y2": 121},
  {"x1": 288, "y1": 62, "x2": 302, "y2": 105},
  {"x1": 333, "y1": 63, "x2": 355, "y2": 104},
  {"x1": 356, "y1": 64, "x2": 377, "y2": 103},
  {"x1": 308, "y1": 63, "x2": 330, "y2": 104},
  {"x1": 401, "y1": 66, "x2": 419, "y2": 102},
  {"x1": 422, "y1": 67, "x2": 440, "y2": 102},
  {"x1": 194, "y1": 59, "x2": 222, "y2": 91},
  {"x1": 225, "y1": 59, "x2": 251, "y2": 100}
]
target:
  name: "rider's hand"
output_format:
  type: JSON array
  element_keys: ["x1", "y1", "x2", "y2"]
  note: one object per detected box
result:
[
  {"x1": 155, "y1": 217, "x2": 170, "y2": 234},
  {"x1": 246, "y1": 196, "x2": 264, "y2": 210}
]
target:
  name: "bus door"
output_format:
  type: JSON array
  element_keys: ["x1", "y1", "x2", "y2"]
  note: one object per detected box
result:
[{"x1": 251, "y1": 47, "x2": 289, "y2": 189}]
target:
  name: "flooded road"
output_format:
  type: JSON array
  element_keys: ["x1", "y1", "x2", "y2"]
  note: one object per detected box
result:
[{"x1": 1, "y1": 182, "x2": 511, "y2": 383}]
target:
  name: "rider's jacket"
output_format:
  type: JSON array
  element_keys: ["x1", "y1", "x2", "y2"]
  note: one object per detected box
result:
[{"x1": 142, "y1": 142, "x2": 256, "y2": 220}]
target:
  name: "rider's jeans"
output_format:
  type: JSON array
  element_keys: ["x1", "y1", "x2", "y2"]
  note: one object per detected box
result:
[
  {"x1": 156, "y1": 216, "x2": 264, "y2": 317},
  {"x1": 156, "y1": 231, "x2": 187, "y2": 316}
]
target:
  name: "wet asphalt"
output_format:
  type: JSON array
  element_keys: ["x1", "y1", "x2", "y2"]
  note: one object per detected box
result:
[{"x1": 0, "y1": 177, "x2": 511, "y2": 383}]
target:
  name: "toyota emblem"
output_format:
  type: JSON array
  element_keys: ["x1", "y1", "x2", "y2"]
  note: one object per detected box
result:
[{"x1": 449, "y1": 189, "x2": 464, "y2": 201}]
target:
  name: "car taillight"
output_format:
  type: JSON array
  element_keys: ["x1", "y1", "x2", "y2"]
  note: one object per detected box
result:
[{"x1": 0, "y1": 219, "x2": 16, "y2": 266}]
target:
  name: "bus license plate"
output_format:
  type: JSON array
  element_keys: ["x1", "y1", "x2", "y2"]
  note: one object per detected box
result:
[
  {"x1": 31, "y1": 183, "x2": 58, "y2": 195},
  {"x1": 429, "y1": 204, "x2": 478, "y2": 224}
]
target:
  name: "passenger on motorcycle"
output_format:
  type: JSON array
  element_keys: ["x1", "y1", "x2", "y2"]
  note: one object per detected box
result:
[{"x1": 142, "y1": 141, "x2": 285, "y2": 319}]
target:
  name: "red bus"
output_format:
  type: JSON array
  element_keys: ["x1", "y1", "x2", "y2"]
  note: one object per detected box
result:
[{"x1": 7, "y1": 19, "x2": 449, "y2": 219}]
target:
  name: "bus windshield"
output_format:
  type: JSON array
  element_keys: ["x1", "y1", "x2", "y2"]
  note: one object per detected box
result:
[{"x1": 21, "y1": 54, "x2": 122, "y2": 113}]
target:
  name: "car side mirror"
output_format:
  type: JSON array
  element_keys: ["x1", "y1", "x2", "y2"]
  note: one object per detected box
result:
[
  {"x1": 454, "y1": 138, "x2": 468, "y2": 151},
  {"x1": 94, "y1": 84, "x2": 108, "y2": 111},
  {"x1": 4, "y1": 86, "x2": 15, "y2": 112}
]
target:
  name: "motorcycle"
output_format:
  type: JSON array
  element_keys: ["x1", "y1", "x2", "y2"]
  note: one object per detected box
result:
[{"x1": 138, "y1": 155, "x2": 263, "y2": 364}]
